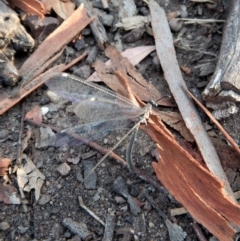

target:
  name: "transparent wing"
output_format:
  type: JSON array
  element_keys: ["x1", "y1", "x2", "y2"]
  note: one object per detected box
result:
[
  {"x1": 46, "y1": 73, "x2": 143, "y2": 123},
  {"x1": 45, "y1": 73, "x2": 143, "y2": 146}
]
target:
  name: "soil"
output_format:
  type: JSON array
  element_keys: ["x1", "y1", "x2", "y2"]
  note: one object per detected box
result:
[{"x1": 0, "y1": 1, "x2": 232, "y2": 241}]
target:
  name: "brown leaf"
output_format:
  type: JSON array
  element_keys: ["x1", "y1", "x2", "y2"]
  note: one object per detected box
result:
[
  {"x1": 25, "y1": 106, "x2": 42, "y2": 123},
  {"x1": 7, "y1": 0, "x2": 45, "y2": 18},
  {"x1": 93, "y1": 45, "x2": 174, "y2": 107},
  {"x1": 87, "y1": 46, "x2": 157, "y2": 84},
  {"x1": 157, "y1": 110, "x2": 194, "y2": 142},
  {"x1": 0, "y1": 158, "x2": 11, "y2": 176},
  {"x1": 51, "y1": 0, "x2": 75, "y2": 19},
  {"x1": 0, "y1": 184, "x2": 21, "y2": 204}
]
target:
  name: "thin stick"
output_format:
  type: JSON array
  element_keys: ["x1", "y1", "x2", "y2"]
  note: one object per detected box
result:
[
  {"x1": 25, "y1": 118, "x2": 127, "y2": 166},
  {"x1": 25, "y1": 118, "x2": 167, "y2": 194},
  {"x1": 62, "y1": 52, "x2": 88, "y2": 71},
  {"x1": 16, "y1": 102, "x2": 25, "y2": 165},
  {"x1": 78, "y1": 196, "x2": 105, "y2": 226},
  {"x1": 16, "y1": 102, "x2": 28, "y2": 212},
  {"x1": 176, "y1": 18, "x2": 225, "y2": 23},
  {"x1": 181, "y1": 85, "x2": 240, "y2": 156},
  {"x1": 191, "y1": 222, "x2": 208, "y2": 241}
]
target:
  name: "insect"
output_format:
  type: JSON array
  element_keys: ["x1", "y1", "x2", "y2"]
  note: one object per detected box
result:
[{"x1": 46, "y1": 73, "x2": 152, "y2": 178}]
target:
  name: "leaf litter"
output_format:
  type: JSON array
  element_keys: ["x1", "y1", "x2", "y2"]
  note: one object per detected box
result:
[{"x1": 1, "y1": 0, "x2": 240, "y2": 240}]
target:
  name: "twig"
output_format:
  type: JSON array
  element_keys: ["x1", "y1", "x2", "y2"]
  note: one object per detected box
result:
[
  {"x1": 24, "y1": 118, "x2": 126, "y2": 166},
  {"x1": 62, "y1": 52, "x2": 88, "y2": 71},
  {"x1": 176, "y1": 18, "x2": 225, "y2": 24},
  {"x1": 24, "y1": 118, "x2": 167, "y2": 194},
  {"x1": 15, "y1": 102, "x2": 28, "y2": 212},
  {"x1": 181, "y1": 85, "x2": 240, "y2": 156},
  {"x1": 16, "y1": 102, "x2": 25, "y2": 165},
  {"x1": 78, "y1": 196, "x2": 105, "y2": 226},
  {"x1": 140, "y1": 189, "x2": 167, "y2": 219},
  {"x1": 191, "y1": 222, "x2": 208, "y2": 241},
  {"x1": 170, "y1": 207, "x2": 188, "y2": 217},
  {"x1": 175, "y1": 44, "x2": 217, "y2": 57}
]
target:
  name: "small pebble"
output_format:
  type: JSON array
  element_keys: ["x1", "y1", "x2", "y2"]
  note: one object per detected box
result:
[
  {"x1": 17, "y1": 226, "x2": 28, "y2": 234},
  {"x1": 64, "y1": 231, "x2": 72, "y2": 238},
  {"x1": 39, "y1": 96, "x2": 50, "y2": 105},
  {"x1": 70, "y1": 235, "x2": 81, "y2": 241},
  {"x1": 57, "y1": 163, "x2": 71, "y2": 176},
  {"x1": 0, "y1": 221, "x2": 10, "y2": 231},
  {"x1": 38, "y1": 194, "x2": 51, "y2": 205},
  {"x1": 74, "y1": 39, "x2": 85, "y2": 51},
  {"x1": 83, "y1": 160, "x2": 97, "y2": 189},
  {"x1": 100, "y1": 14, "x2": 114, "y2": 27},
  {"x1": 73, "y1": 65, "x2": 91, "y2": 79},
  {"x1": 81, "y1": 28, "x2": 91, "y2": 35},
  {"x1": 41, "y1": 106, "x2": 49, "y2": 115},
  {"x1": 169, "y1": 18, "x2": 183, "y2": 32},
  {"x1": 149, "y1": 222, "x2": 155, "y2": 228},
  {"x1": 123, "y1": 26, "x2": 145, "y2": 43},
  {"x1": 104, "y1": 138, "x2": 108, "y2": 144},
  {"x1": 62, "y1": 218, "x2": 91, "y2": 239},
  {"x1": 46, "y1": 90, "x2": 60, "y2": 103},
  {"x1": 0, "y1": 130, "x2": 9, "y2": 139},
  {"x1": 65, "y1": 46, "x2": 75, "y2": 57}
]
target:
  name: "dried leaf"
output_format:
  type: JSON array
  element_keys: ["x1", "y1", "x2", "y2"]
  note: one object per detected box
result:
[
  {"x1": 7, "y1": 0, "x2": 45, "y2": 18},
  {"x1": 17, "y1": 154, "x2": 45, "y2": 201},
  {"x1": 115, "y1": 16, "x2": 149, "y2": 30},
  {"x1": 157, "y1": 110, "x2": 194, "y2": 142},
  {"x1": 0, "y1": 184, "x2": 21, "y2": 204},
  {"x1": 93, "y1": 45, "x2": 173, "y2": 107},
  {"x1": 87, "y1": 46, "x2": 156, "y2": 82},
  {"x1": 0, "y1": 158, "x2": 11, "y2": 176},
  {"x1": 25, "y1": 106, "x2": 42, "y2": 123},
  {"x1": 51, "y1": 0, "x2": 75, "y2": 19}
]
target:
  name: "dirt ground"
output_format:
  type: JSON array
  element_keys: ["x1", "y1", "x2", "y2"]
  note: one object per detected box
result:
[{"x1": 0, "y1": 1, "x2": 232, "y2": 240}]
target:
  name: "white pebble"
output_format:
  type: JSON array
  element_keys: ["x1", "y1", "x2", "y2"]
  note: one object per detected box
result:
[
  {"x1": 41, "y1": 106, "x2": 49, "y2": 115},
  {"x1": 46, "y1": 90, "x2": 60, "y2": 103}
]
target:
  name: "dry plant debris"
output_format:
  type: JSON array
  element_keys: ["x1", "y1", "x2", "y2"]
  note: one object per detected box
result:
[
  {"x1": 17, "y1": 154, "x2": 45, "y2": 201},
  {"x1": 0, "y1": 0, "x2": 240, "y2": 240},
  {"x1": 7, "y1": 0, "x2": 45, "y2": 19}
]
